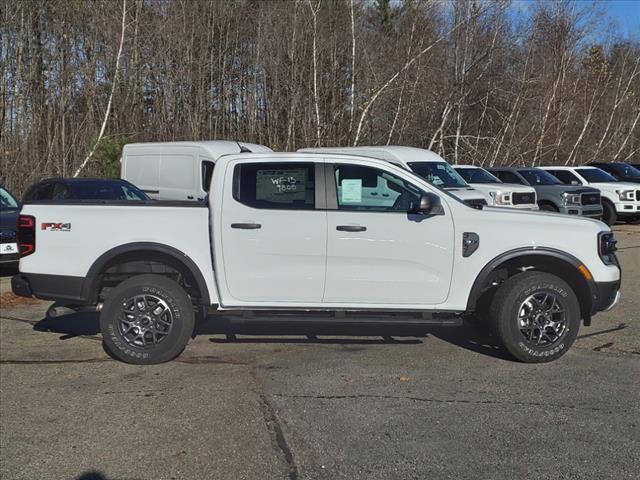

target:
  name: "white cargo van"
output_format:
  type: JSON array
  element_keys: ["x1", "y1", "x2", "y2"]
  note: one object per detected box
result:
[
  {"x1": 298, "y1": 146, "x2": 488, "y2": 209},
  {"x1": 121, "y1": 141, "x2": 272, "y2": 201}
]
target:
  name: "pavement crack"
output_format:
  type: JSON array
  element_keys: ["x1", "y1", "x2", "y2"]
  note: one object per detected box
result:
[
  {"x1": 251, "y1": 366, "x2": 299, "y2": 480},
  {"x1": 272, "y1": 393, "x2": 612, "y2": 414},
  {"x1": 0, "y1": 358, "x2": 111, "y2": 365}
]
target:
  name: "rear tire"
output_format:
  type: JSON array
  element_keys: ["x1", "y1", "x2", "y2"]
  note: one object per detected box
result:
[
  {"x1": 489, "y1": 272, "x2": 580, "y2": 363},
  {"x1": 100, "y1": 274, "x2": 195, "y2": 364},
  {"x1": 602, "y1": 200, "x2": 617, "y2": 226}
]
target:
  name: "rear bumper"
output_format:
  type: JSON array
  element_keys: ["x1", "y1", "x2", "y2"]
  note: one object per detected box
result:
[
  {"x1": 0, "y1": 253, "x2": 19, "y2": 265},
  {"x1": 12, "y1": 273, "x2": 86, "y2": 302},
  {"x1": 591, "y1": 280, "x2": 621, "y2": 314}
]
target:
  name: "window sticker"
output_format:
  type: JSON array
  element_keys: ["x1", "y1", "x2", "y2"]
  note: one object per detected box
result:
[{"x1": 341, "y1": 179, "x2": 362, "y2": 203}]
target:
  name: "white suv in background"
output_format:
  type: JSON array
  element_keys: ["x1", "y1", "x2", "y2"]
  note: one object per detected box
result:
[
  {"x1": 541, "y1": 166, "x2": 639, "y2": 225},
  {"x1": 454, "y1": 165, "x2": 538, "y2": 210}
]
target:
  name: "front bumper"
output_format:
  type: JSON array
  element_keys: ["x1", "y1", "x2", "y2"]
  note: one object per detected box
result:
[
  {"x1": 591, "y1": 280, "x2": 621, "y2": 314},
  {"x1": 614, "y1": 201, "x2": 640, "y2": 216},
  {"x1": 559, "y1": 205, "x2": 603, "y2": 218}
]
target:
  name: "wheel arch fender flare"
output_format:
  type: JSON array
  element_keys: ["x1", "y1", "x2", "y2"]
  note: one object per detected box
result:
[
  {"x1": 82, "y1": 242, "x2": 211, "y2": 305},
  {"x1": 466, "y1": 247, "x2": 597, "y2": 320}
]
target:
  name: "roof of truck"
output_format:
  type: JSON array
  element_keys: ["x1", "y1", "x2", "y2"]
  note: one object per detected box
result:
[
  {"x1": 298, "y1": 146, "x2": 446, "y2": 165},
  {"x1": 123, "y1": 140, "x2": 272, "y2": 159}
]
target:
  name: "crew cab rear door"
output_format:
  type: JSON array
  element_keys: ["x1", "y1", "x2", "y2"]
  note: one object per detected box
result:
[
  {"x1": 323, "y1": 160, "x2": 455, "y2": 305},
  {"x1": 219, "y1": 158, "x2": 327, "y2": 304}
]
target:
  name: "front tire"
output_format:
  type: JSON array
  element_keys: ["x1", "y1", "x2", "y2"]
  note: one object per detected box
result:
[
  {"x1": 489, "y1": 272, "x2": 580, "y2": 363},
  {"x1": 602, "y1": 200, "x2": 617, "y2": 226},
  {"x1": 100, "y1": 274, "x2": 195, "y2": 364},
  {"x1": 538, "y1": 202, "x2": 558, "y2": 212}
]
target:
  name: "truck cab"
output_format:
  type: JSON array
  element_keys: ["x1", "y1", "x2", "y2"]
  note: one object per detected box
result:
[
  {"x1": 453, "y1": 165, "x2": 538, "y2": 210},
  {"x1": 121, "y1": 140, "x2": 272, "y2": 201},
  {"x1": 487, "y1": 167, "x2": 603, "y2": 219},
  {"x1": 541, "y1": 166, "x2": 639, "y2": 225},
  {"x1": 298, "y1": 146, "x2": 488, "y2": 209}
]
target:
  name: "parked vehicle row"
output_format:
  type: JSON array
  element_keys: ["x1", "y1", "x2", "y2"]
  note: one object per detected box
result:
[{"x1": 12, "y1": 147, "x2": 622, "y2": 366}]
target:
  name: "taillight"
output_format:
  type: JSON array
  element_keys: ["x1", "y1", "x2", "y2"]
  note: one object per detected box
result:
[{"x1": 18, "y1": 215, "x2": 36, "y2": 257}]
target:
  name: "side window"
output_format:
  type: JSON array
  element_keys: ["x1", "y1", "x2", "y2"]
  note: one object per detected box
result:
[
  {"x1": 496, "y1": 171, "x2": 523, "y2": 185},
  {"x1": 548, "y1": 170, "x2": 573, "y2": 185},
  {"x1": 233, "y1": 162, "x2": 315, "y2": 210},
  {"x1": 202, "y1": 160, "x2": 215, "y2": 192},
  {"x1": 333, "y1": 164, "x2": 421, "y2": 212},
  {"x1": 567, "y1": 171, "x2": 582, "y2": 185}
]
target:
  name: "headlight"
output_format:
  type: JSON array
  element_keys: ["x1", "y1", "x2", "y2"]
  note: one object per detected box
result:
[
  {"x1": 562, "y1": 193, "x2": 581, "y2": 205},
  {"x1": 598, "y1": 232, "x2": 618, "y2": 266},
  {"x1": 489, "y1": 191, "x2": 511, "y2": 205},
  {"x1": 616, "y1": 189, "x2": 634, "y2": 201}
]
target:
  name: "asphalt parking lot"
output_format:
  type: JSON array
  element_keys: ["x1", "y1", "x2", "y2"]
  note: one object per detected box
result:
[{"x1": 1, "y1": 225, "x2": 639, "y2": 480}]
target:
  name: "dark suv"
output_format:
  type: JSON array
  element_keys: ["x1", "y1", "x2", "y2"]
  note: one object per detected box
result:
[
  {"x1": 487, "y1": 167, "x2": 603, "y2": 218},
  {"x1": 0, "y1": 185, "x2": 20, "y2": 269},
  {"x1": 23, "y1": 178, "x2": 149, "y2": 202}
]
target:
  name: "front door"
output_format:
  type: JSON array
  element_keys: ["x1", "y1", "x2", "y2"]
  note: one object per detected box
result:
[
  {"x1": 220, "y1": 160, "x2": 327, "y2": 303},
  {"x1": 324, "y1": 162, "x2": 455, "y2": 305}
]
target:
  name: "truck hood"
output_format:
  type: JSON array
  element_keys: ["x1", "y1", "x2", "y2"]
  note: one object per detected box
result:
[
  {"x1": 443, "y1": 187, "x2": 485, "y2": 202},
  {"x1": 481, "y1": 204, "x2": 606, "y2": 228},
  {"x1": 469, "y1": 183, "x2": 535, "y2": 195},
  {"x1": 532, "y1": 185, "x2": 599, "y2": 195},
  {"x1": 588, "y1": 182, "x2": 638, "y2": 192}
]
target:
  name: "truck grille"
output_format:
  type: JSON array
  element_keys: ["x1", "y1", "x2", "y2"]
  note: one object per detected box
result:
[
  {"x1": 581, "y1": 193, "x2": 601, "y2": 205},
  {"x1": 637, "y1": 190, "x2": 640, "y2": 201},
  {"x1": 512, "y1": 192, "x2": 535, "y2": 205},
  {"x1": 464, "y1": 199, "x2": 487, "y2": 210}
]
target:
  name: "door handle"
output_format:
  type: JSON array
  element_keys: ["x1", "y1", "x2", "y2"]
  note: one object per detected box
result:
[
  {"x1": 187, "y1": 195, "x2": 194, "y2": 199},
  {"x1": 231, "y1": 223, "x2": 261, "y2": 230},
  {"x1": 336, "y1": 225, "x2": 366, "y2": 232}
]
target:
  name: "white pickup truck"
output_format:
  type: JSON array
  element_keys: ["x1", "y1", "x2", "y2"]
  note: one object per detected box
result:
[
  {"x1": 541, "y1": 166, "x2": 640, "y2": 225},
  {"x1": 12, "y1": 152, "x2": 621, "y2": 365}
]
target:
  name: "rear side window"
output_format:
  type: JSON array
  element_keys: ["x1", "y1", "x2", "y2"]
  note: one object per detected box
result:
[
  {"x1": 29, "y1": 183, "x2": 55, "y2": 200},
  {"x1": 202, "y1": 161, "x2": 215, "y2": 192},
  {"x1": 548, "y1": 170, "x2": 579, "y2": 185},
  {"x1": 233, "y1": 163, "x2": 315, "y2": 210},
  {"x1": 494, "y1": 171, "x2": 523, "y2": 185}
]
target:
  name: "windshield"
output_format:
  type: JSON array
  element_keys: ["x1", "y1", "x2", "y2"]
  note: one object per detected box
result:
[
  {"x1": 455, "y1": 167, "x2": 502, "y2": 184},
  {"x1": 0, "y1": 187, "x2": 19, "y2": 211},
  {"x1": 575, "y1": 168, "x2": 617, "y2": 183},
  {"x1": 69, "y1": 181, "x2": 148, "y2": 200},
  {"x1": 408, "y1": 162, "x2": 469, "y2": 189},
  {"x1": 518, "y1": 169, "x2": 562, "y2": 186},
  {"x1": 609, "y1": 163, "x2": 640, "y2": 178}
]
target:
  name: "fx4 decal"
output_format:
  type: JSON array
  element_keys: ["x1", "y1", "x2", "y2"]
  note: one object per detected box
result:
[{"x1": 41, "y1": 222, "x2": 71, "y2": 232}]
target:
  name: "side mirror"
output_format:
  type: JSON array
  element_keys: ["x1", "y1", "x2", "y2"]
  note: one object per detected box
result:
[
  {"x1": 571, "y1": 180, "x2": 581, "y2": 185},
  {"x1": 410, "y1": 193, "x2": 438, "y2": 215}
]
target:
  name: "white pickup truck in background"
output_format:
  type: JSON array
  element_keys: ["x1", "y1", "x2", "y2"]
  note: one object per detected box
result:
[
  {"x1": 541, "y1": 166, "x2": 640, "y2": 225},
  {"x1": 453, "y1": 165, "x2": 538, "y2": 210},
  {"x1": 13, "y1": 151, "x2": 620, "y2": 365}
]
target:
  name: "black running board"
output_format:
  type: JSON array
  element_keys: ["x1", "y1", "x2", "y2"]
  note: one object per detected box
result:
[{"x1": 209, "y1": 311, "x2": 463, "y2": 327}]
